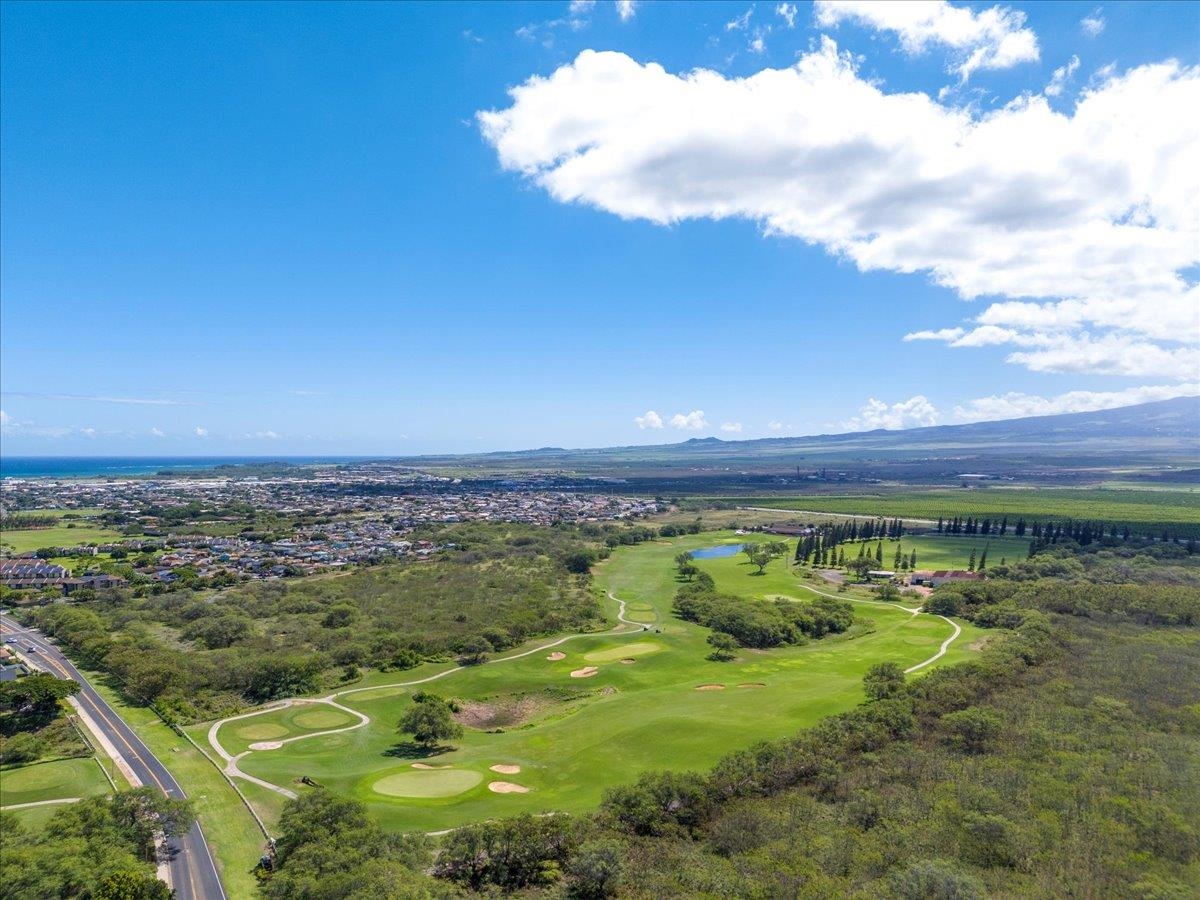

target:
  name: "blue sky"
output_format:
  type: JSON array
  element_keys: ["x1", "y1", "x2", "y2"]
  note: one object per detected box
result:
[{"x1": 2, "y1": 0, "x2": 1197, "y2": 455}]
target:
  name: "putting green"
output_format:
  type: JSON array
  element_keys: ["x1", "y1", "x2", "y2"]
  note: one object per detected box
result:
[
  {"x1": 370, "y1": 769, "x2": 483, "y2": 798},
  {"x1": 584, "y1": 641, "x2": 663, "y2": 663},
  {"x1": 292, "y1": 708, "x2": 355, "y2": 729},
  {"x1": 235, "y1": 722, "x2": 290, "y2": 741}
]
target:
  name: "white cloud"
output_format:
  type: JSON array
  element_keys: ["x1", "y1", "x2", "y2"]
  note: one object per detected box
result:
[
  {"x1": 954, "y1": 383, "x2": 1199, "y2": 422},
  {"x1": 479, "y1": 46, "x2": 1200, "y2": 381},
  {"x1": 0, "y1": 410, "x2": 8, "y2": 427},
  {"x1": 844, "y1": 395, "x2": 941, "y2": 431},
  {"x1": 570, "y1": 0, "x2": 596, "y2": 13},
  {"x1": 776, "y1": 3, "x2": 797, "y2": 28},
  {"x1": 150, "y1": 427, "x2": 166, "y2": 437},
  {"x1": 669, "y1": 410, "x2": 709, "y2": 430},
  {"x1": 615, "y1": 0, "x2": 636, "y2": 22},
  {"x1": 749, "y1": 35, "x2": 766, "y2": 54},
  {"x1": 634, "y1": 409, "x2": 664, "y2": 429},
  {"x1": 194, "y1": 426, "x2": 209, "y2": 438},
  {"x1": 81, "y1": 427, "x2": 97, "y2": 438},
  {"x1": 1, "y1": 392, "x2": 189, "y2": 406},
  {"x1": 720, "y1": 421, "x2": 743, "y2": 432},
  {"x1": 726, "y1": 7, "x2": 753, "y2": 31},
  {"x1": 767, "y1": 420, "x2": 785, "y2": 432},
  {"x1": 814, "y1": 0, "x2": 1039, "y2": 80},
  {"x1": 248, "y1": 430, "x2": 280, "y2": 439},
  {"x1": 1081, "y1": 8, "x2": 1106, "y2": 37},
  {"x1": 1045, "y1": 55, "x2": 1080, "y2": 97}
]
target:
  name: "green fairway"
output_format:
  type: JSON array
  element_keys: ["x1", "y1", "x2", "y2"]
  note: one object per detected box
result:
[
  {"x1": 216, "y1": 532, "x2": 983, "y2": 833},
  {"x1": 221, "y1": 702, "x2": 362, "y2": 755},
  {"x1": 0, "y1": 756, "x2": 111, "y2": 807}
]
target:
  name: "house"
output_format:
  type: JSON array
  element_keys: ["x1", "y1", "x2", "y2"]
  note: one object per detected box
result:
[
  {"x1": 0, "y1": 560, "x2": 71, "y2": 590},
  {"x1": 866, "y1": 569, "x2": 896, "y2": 580},
  {"x1": 914, "y1": 570, "x2": 983, "y2": 587}
]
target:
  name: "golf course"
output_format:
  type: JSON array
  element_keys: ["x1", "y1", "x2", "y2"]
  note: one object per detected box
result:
[{"x1": 198, "y1": 532, "x2": 984, "y2": 833}]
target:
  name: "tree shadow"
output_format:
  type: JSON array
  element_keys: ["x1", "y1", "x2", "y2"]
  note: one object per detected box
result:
[{"x1": 383, "y1": 741, "x2": 453, "y2": 758}]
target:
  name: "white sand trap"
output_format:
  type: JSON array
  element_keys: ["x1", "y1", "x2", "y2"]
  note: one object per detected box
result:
[
  {"x1": 249, "y1": 741, "x2": 283, "y2": 750},
  {"x1": 411, "y1": 762, "x2": 451, "y2": 770},
  {"x1": 546, "y1": 651, "x2": 566, "y2": 661},
  {"x1": 738, "y1": 683, "x2": 766, "y2": 689},
  {"x1": 619, "y1": 658, "x2": 636, "y2": 664},
  {"x1": 490, "y1": 764, "x2": 521, "y2": 774},
  {"x1": 570, "y1": 666, "x2": 599, "y2": 678},
  {"x1": 695, "y1": 684, "x2": 726, "y2": 691},
  {"x1": 488, "y1": 781, "x2": 530, "y2": 794}
]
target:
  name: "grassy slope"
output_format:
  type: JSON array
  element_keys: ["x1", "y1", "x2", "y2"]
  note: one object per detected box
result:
[
  {"x1": 226, "y1": 532, "x2": 981, "y2": 833},
  {"x1": 87, "y1": 677, "x2": 266, "y2": 900}
]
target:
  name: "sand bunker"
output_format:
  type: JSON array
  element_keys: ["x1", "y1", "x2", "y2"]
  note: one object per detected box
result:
[
  {"x1": 619, "y1": 658, "x2": 636, "y2": 664},
  {"x1": 695, "y1": 684, "x2": 726, "y2": 691},
  {"x1": 489, "y1": 764, "x2": 521, "y2": 774},
  {"x1": 410, "y1": 762, "x2": 451, "y2": 770},
  {"x1": 570, "y1": 666, "x2": 599, "y2": 678},
  {"x1": 248, "y1": 741, "x2": 283, "y2": 751},
  {"x1": 546, "y1": 651, "x2": 566, "y2": 661},
  {"x1": 488, "y1": 781, "x2": 530, "y2": 794},
  {"x1": 738, "y1": 683, "x2": 766, "y2": 689}
]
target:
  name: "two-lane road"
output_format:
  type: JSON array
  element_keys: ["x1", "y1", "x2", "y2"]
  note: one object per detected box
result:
[{"x1": 1, "y1": 616, "x2": 227, "y2": 900}]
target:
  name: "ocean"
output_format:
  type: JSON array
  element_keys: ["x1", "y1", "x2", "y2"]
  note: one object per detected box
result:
[{"x1": 0, "y1": 456, "x2": 375, "y2": 479}]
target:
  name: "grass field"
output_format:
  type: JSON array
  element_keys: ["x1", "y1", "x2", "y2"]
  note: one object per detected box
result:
[
  {"x1": 87, "y1": 676, "x2": 268, "y2": 900},
  {"x1": 829, "y1": 534, "x2": 1030, "y2": 570},
  {"x1": 211, "y1": 532, "x2": 982, "y2": 834},
  {"x1": 0, "y1": 522, "x2": 123, "y2": 554},
  {"x1": 0, "y1": 756, "x2": 112, "y2": 808},
  {"x1": 735, "y1": 488, "x2": 1200, "y2": 531}
]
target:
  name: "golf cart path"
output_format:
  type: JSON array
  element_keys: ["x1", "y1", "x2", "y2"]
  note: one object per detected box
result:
[{"x1": 209, "y1": 596, "x2": 646, "y2": 793}]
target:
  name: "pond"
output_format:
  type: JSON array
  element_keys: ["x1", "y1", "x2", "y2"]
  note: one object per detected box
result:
[{"x1": 689, "y1": 543, "x2": 747, "y2": 559}]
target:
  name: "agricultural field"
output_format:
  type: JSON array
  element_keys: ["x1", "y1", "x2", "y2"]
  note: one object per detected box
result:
[
  {"x1": 734, "y1": 487, "x2": 1200, "y2": 534},
  {"x1": 198, "y1": 532, "x2": 983, "y2": 834}
]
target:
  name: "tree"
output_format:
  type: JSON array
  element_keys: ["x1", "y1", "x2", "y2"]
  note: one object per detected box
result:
[
  {"x1": 862, "y1": 662, "x2": 906, "y2": 701},
  {"x1": 398, "y1": 692, "x2": 462, "y2": 750},
  {"x1": 706, "y1": 631, "x2": 738, "y2": 661},
  {"x1": 743, "y1": 541, "x2": 788, "y2": 575},
  {"x1": 458, "y1": 636, "x2": 492, "y2": 666},
  {"x1": 941, "y1": 707, "x2": 1002, "y2": 754},
  {"x1": 875, "y1": 542, "x2": 884, "y2": 564}
]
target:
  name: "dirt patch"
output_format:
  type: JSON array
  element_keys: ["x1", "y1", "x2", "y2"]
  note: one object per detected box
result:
[
  {"x1": 619, "y1": 658, "x2": 636, "y2": 664},
  {"x1": 969, "y1": 635, "x2": 994, "y2": 651},
  {"x1": 410, "y1": 762, "x2": 451, "y2": 770},
  {"x1": 570, "y1": 666, "x2": 599, "y2": 679},
  {"x1": 695, "y1": 684, "x2": 726, "y2": 691},
  {"x1": 489, "y1": 764, "x2": 521, "y2": 775},
  {"x1": 488, "y1": 781, "x2": 530, "y2": 794},
  {"x1": 248, "y1": 741, "x2": 283, "y2": 750},
  {"x1": 546, "y1": 651, "x2": 566, "y2": 661},
  {"x1": 737, "y1": 683, "x2": 766, "y2": 689},
  {"x1": 454, "y1": 697, "x2": 548, "y2": 730}
]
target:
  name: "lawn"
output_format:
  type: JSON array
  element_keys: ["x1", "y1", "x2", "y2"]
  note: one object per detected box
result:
[
  {"x1": 0, "y1": 756, "x2": 112, "y2": 807},
  {"x1": 87, "y1": 676, "x2": 268, "y2": 900},
  {"x1": 215, "y1": 532, "x2": 983, "y2": 834},
  {"x1": 828, "y1": 533, "x2": 1030, "y2": 571}
]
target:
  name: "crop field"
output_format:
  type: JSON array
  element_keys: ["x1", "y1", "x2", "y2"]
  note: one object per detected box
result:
[
  {"x1": 736, "y1": 487, "x2": 1200, "y2": 534},
  {"x1": 199, "y1": 532, "x2": 983, "y2": 834}
]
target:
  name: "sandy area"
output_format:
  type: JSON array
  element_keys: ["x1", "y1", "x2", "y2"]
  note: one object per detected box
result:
[
  {"x1": 489, "y1": 764, "x2": 521, "y2": 774},
  {"x1": 488, "y1": 781, "x2": 530, "y2": 794},
  {"x1": 695, "y1": 684, "x2": 726, "y2": 691},
  {"x1": 546, "y1": 651, "x2": 566, "y2": 661},
  {"x1": 248, "y1": 741, "x2": 283, "y2": 750},
  {"x1": 570, "y1": 666, "x2": 599, "y2": 678},
  {"x1": 619, "y1": 658, "x2": 636, "y2": 664},
  {"x1": 738, "y1": 683, "x2": 766, "y2": 688},
  {"x1": 410, "y1": 762, "x2": 451, "y2": 770}
]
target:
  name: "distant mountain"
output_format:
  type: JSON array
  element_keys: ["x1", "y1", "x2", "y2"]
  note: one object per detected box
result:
[{"x1": 386, "y1": 397, "x2": 1200, "y2": 485}]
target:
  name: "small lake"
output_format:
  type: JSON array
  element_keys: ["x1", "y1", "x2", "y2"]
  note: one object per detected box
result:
[{"x1": 689, "y1": 544, "x2": 746, "y2": 559}]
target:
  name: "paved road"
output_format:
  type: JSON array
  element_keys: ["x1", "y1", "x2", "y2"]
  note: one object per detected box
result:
[{"x1": 1, "y1": 616, "x2": 227, "y2": 900}]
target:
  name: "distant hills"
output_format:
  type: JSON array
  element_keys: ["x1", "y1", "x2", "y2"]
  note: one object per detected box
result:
[{"x1": 387, "y1": 397, "x2": 1200, "y2": 487}]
